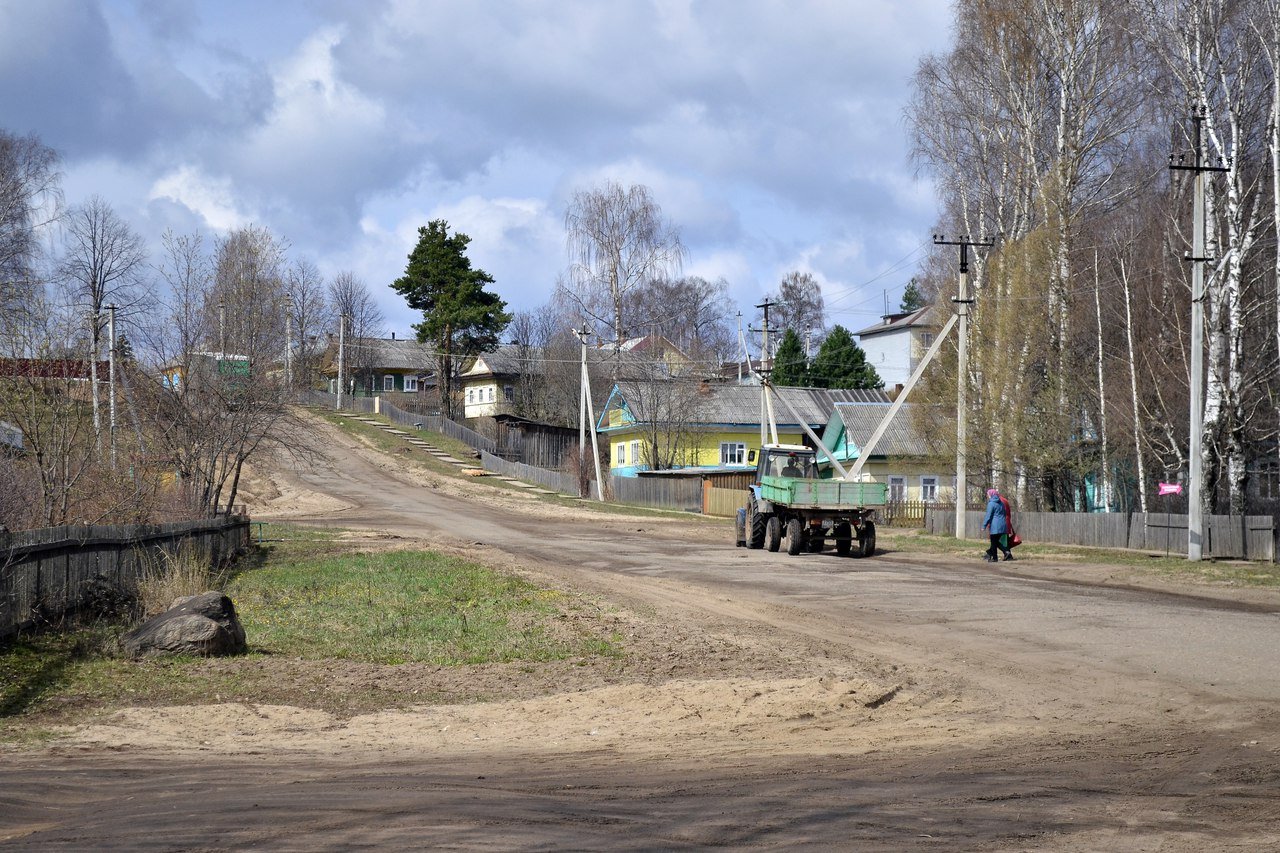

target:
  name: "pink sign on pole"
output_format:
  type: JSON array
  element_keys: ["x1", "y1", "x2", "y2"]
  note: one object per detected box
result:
[{"x1": 1157, "y1": 482, "x2": 1183, "y2": 496}]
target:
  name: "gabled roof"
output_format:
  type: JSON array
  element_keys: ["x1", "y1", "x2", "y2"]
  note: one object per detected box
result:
[
  {"x1": 461, "y1": 344, "x2": 677, "y2": 381},
  {"x1": 599, "y1": 383, "x2": 891, "y2": 431},
  {"x1": 818, "y1": 401, "x2": 944, "y2": 462},
  {"x1": 853, "y1": 306, "x2": 937, "y2": 339},
  {"x1": 322, "y1": 337, "x2": 436, "y2": 374}
]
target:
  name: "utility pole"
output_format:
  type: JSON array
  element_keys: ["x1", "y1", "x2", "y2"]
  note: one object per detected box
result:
[
  {"x1": 575, "y1": 325, "x2": 605, "y2": 500},
  {"x1": 336, "y1": 313, "x2": 347, "y2": 411},
  {"x1": 934, "y1": 234, "x2": 992, "y2": 542},
  {"x1": 107, "y1": 303, "x2": 117, "y2": 471},
  {"x1": 284, "y1": 293, "x2": 294, "y2": 391},
  {"x1": 756, "y1": 298, "x2": 777, "y2": 448},
  {"x1": 736, "y1": 311, "x2": 744, "y2": 384},
  {"x1": 805, "y1": 323, "x2": 813, "y2": 362},
  {"x1": 218, "y1": 300, "x2": 226, "y2": 359},
  {"x1": 1170, "y1": 112, "x2": 1228, "y2": 561}
]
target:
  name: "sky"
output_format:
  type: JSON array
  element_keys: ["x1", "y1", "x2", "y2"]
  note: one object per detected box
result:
[{"x1": 1, "y1": 0, "x2": 953, "y2": 341}]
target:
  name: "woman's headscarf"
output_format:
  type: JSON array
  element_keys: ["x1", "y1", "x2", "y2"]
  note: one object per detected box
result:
[{"x1": 987, "y1": 488, "x2": 999, "y2": 498}]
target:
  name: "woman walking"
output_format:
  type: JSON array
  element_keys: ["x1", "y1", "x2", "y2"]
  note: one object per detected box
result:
[{"x1": 981, "y1": 488, "x2": 1014, "y2": 562}]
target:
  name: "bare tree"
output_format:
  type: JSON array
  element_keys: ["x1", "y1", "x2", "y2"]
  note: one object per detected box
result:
[
  {"x1": 767, "y1": 271, "x2": 826, "y2": 337},
  {"x1": 561, "y1": 182, "x2": 685, "y2": 347},
  {"x1": 285, "y1": 257, "x2": 331, "y2": 389},
  {"x1": 58, "y1": 195, "x2": 150, "y2": 459},
  {"x1": 0, "y1": 130, "x2": 61, "y2": 335},
  {"x1": 328, "y1": 270, "x2": 384, "y2": 394},
  {"x1": 631, "y1": 275, "x2": 735, "y2": 365},
  {"x1": 210, "y1": 224, "x2": 288, "y2": 369}
]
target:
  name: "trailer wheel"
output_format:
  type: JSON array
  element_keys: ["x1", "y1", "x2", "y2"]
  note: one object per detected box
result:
[
  {"x1": 857, "y1": 522, "x2": 877, "y2": 558},
  {"x1": 747, "y1": 494, "x2": 767, "y2": 549},
  {"x1": 766, "y1": 516, "x2": 782, "y2": 552},
  {"x1": 786, "y1": 517, "x2": 804, "y2": 555},
  {"x1": 834, "y1": 522, "x2": 852, "y2": 556}
]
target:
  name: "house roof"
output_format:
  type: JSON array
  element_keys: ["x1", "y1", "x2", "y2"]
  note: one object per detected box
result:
[
  {"x1": 853, "y1": 306, "x2": 937, "y2": 339},
  {"x1": 602, "y1": 383, "x2": 891, "y2": 431},
  {"x1": 322, "y1": 337, "x2": 436, "y2": 374},
  {"x1": 820, "y1": 401, "x2": 943, "y2": 460},
  {"x1": 461, "y1": 344, "x2": 676, "y2": 381}
]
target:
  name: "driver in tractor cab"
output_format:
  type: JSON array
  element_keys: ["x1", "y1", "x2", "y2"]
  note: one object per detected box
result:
[{"x1": 781, "y1": 453, "x2": 802, "y2": 478}]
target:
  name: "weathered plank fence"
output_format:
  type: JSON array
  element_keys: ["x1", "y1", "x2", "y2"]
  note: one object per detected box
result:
[
  {"x1": 480, "y1": 451, "x2": 581, "y2": 495},
  {"x1": 925, "y1": 509, "x2": 1276, "y2": 561},
  {"x1": 1, "y1": 517, "x2": 251, "y2": 640}
]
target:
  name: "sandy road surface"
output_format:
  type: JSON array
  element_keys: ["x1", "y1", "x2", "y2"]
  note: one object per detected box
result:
[{"x1": 5, "y1": 413, "x2": 1280, "y2": 850}]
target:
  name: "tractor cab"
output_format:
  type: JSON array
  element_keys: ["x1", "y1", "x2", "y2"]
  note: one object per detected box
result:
[{"x1": 756, "y1": 444, "x2": 817, "y2": 481}]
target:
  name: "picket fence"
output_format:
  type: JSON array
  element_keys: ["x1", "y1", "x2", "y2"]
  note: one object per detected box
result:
[
  {"x1": 1, "y1": 516, "x2": 251, "y2": 640},
  {"x1": 925, "y1": 509, "x2": 1276, "y2": 561}
]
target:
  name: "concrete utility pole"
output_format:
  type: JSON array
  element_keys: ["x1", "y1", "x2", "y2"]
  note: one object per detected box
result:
[
  {"x1": 1170, "y1": 113, "x2": 1228, "y2": 561},
  {"x1": 218, "y1": 300, "x2": 226, "y2": 359},
  {"x1": 755, "y1": 298, "x2": 777, "y2": 448},
  {"x1": 336, "y1": 313, "x2": 347, "y2": 411},
  {"x1": 575, "y1": 325, "x2": 605, "y2": 501},
  {"x1": 934, "y1": 234, "x2": 992, "y2": 541},
  {"x1": 107, "y1": 303, "x2": 117, "y2": 471},
  {"x1": 284, "y1": 293, "x2": 294, "y2": 391}
]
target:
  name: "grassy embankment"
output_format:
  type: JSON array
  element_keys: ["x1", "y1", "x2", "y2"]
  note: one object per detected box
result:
[{"x1": 0, "y1": 524, "x2": 621, "y2": 744}]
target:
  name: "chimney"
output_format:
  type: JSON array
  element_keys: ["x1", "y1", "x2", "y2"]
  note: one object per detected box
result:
[{"x1": 391, "y1": 331, "x2": 396, "y2": 341}]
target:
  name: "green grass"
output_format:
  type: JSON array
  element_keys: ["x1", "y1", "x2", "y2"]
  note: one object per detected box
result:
[{"x1": 0, "y1": 529, "x2": 621, "y2": 737}]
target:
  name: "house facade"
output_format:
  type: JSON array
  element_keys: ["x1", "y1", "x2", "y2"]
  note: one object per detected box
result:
[
  {"x1": 320, "y1": 335, "x2": 435, "y2": 398},
  {"x1": 599, "y1": 383, "x2": 891, "y2": 477},
  {"x1": 853, "y1": 307, "x2": 938, "y2": 389},
  {"x1": 816, "y1": 401, "x2": 947, "y2": 500}
]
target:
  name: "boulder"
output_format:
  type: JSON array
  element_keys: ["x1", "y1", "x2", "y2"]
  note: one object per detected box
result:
[{"x1": 121, "y1": 591, "x2": 247, "y2": 659}]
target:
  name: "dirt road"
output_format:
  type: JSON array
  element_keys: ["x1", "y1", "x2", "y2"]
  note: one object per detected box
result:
[{"x1": 5, "y1": 414, "x2": 1280, "y2": 850}]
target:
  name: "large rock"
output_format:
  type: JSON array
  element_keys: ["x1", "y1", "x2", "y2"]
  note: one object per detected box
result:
[{"x1": 121, "y1": 591, "x2": 247, "y2": 659}]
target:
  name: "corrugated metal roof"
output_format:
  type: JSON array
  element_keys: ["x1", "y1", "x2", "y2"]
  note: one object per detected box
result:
[
  {"x1": 829, "y1": 401, "x2": 943, "y2": 457},
  {"x1": 462, "y1": 344, "x2": 674, "y2": 380},
  {"x1": 620, "y1": 384, "x2": 891, "y2": 427}
]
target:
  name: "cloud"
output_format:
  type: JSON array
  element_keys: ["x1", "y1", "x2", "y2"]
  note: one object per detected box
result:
[{"x1": 148, "y1": 165, "x2": 252, "y2": 232}]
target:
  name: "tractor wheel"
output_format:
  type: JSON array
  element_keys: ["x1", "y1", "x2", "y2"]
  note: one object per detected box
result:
[
  {"x1": 747, "y1": 494, "x2": 767, "y2": 549},
  {"x1": 786, "y1": 517, "x2": 804, "y2": 555},
  {"x1": 807, "y1": 528, "x2": 825, "y2": 553},
  {"x1": 766, "y1": 516, "x2": 782, "y2": 552},
  {"x1": 834, "y1": 522, "x2": 852, "y2": 556},
  {"x1": 857, "y1": 521, "x2": 877, "y2": 558}
]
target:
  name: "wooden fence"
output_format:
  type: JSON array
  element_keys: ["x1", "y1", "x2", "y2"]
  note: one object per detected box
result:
[
  {"x1": 610, "y1": 476, "x2": 704, "y2": 512},
  {"x1": 706, "y1": 486, "x2": 744, "y2": 518},
  {"x1": 925, "y1": 509, "x2": 1276, "y2": 561},
  {"x1": 480, "y1": 451, "x2": 581, "y2": 495},
  {"x1": 1, "y1": 516, "x2": 251, "y2": 640}
]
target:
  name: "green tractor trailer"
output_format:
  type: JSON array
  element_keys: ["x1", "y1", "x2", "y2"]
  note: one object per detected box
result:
[{"x1": 734, "y1": 444, "x2": 885, "y2": 557}]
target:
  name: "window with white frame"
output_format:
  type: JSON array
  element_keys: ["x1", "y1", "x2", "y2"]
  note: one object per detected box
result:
[
  {"x1": 888, "y1": 476, "x2": 906, "y2": 502},
  {"x1": 467, "y1": 388, "x2": 474, "y2": 403},
  {"x1": 720, "y1": 442, "x2": 747, "y2": 466},
  {"x1": 383, "y1": 375, "x2": 394, "y2": 391},
  {"x1": 629, "y1": 440, "x2": 642, "y2": 467},
  {"x1": 404, "y1": 377, "x2": 418, "y2": 393},
  {"x1": 920, "y1": 475, "x2": 939, "y2": 502},
  {"x1": 616, "y1": 443, "x2": 626, "y2": 465}
]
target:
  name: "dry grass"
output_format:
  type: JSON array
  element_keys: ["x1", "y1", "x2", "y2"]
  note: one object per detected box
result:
[{"x1": 135, "y1": 542, "x2": 230, "y2": 616}]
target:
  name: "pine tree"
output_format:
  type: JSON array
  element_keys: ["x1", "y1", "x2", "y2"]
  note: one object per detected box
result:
[
  {"x1": 809, "y1": 325, "x2": 881, "y2": 390},
  {"x1": 770, "y1": 328, "x2": 807, "y2": 386},
  {"x1": 900, "y1": 278, "x2": 926, "y2": 313},
  {"x1": 391, "y1": 220, "x2": 510, "y2": 418}
]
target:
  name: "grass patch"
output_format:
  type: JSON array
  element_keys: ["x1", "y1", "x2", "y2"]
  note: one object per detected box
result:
[{"x1": 0, "y1": 530, "x2": 621, "y2": 738}]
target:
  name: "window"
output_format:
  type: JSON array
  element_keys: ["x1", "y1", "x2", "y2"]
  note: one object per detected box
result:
[
  {"x1": 920, "y1": 476, "x2": 939, "y2": 502},
  {"x1": 720, "y1": 442, "x2": 747, "y2": 466},
  {"x1": 1258, "y1": 463, "x2": 1280, "y2": 500},
  {"x1": 404, "y1": 377, "x2": 418, "y2": 393},
  {"x1": 616, "y1": 443, "x2": 626, "y2": 465},
  {"x1": 467, "y1": 388, "x2": 474, "y2": 403},
  {"x1": 503, "y1": 384, "x2": 514, "y2": 402},
  {"x1": 920, "y1": 332, "x2": 935, "y2": 349},
  {"x1": 383, "y1": 375, "x2": 395, "y2": 391},
  {"x1": 888, "y1": 476, "x2": 906, "y2": 502},
  {"x1": 629, "y1": 440, "x2": 642, "y2": 467}
]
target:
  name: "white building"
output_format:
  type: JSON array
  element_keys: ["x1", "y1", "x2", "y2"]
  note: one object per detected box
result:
[{"x1": 853, "y1": 307, "x2": 937, "y2": 389}]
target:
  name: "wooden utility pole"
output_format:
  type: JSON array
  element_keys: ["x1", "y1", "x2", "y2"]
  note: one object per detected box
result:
[
  {"x1": 336, "y1": 313, "x2": 347, "y2": 410},
  {"x1": 575, "y1": 325, "x2": 605, "y2": 500},
  {"x1": 1170, "y1": 113, "x2": 1228, "y2": 561},
  {"x1": 108, "y1": 303, "x2": 117, "y2": 471},
  {"x1": 934, "y1": 234, "x2": 991, "y2": 541}
]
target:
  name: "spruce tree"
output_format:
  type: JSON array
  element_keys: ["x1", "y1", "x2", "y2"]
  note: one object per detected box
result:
[
  {"x1": 809, "y1": 325, "x2": 881, "y2": 390},
  {"x1": 900, "y1": 277, "x2": 926, "y2": 312},
  {"x1": 770, "y1": 328, "x2": 808, "y2": 386}
]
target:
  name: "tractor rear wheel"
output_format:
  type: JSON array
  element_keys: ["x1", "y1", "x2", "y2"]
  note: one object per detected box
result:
[
  {"x1": 786, "y1": 517, "x2": 804, "y2": 555},
  {"x1": 857, "y1": 521, "x2": 877, "y2": 558},
  {"x1": 747, "y1": 494, "x2": 767, "y2": 549},
  {"x1": 834, "y1": 522, "x2": 852, "y2": 556},
  {"x1": 766, "y1": 516, "x2": 782, "y2": 552}
]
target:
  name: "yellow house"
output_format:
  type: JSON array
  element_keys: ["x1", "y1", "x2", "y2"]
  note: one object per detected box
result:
[{"x1": 598, "y1": 383, "x2": 892, "y2": 476}]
